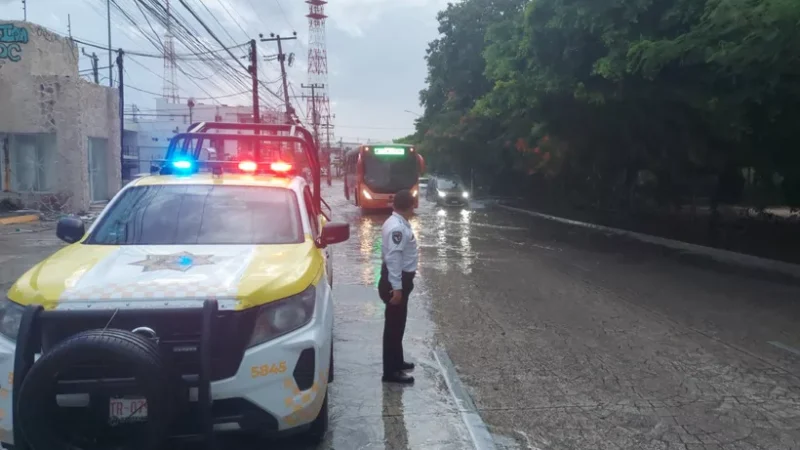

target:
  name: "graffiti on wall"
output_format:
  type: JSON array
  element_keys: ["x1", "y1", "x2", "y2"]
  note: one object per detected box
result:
[{"x1": 0, "y1": 24, "x2": 28, "y2": 62}]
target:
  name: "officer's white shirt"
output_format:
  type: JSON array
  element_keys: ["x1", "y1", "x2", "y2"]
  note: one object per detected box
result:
[{"x1": 381, "y1": 212, "x2": 418, "y2": 290}]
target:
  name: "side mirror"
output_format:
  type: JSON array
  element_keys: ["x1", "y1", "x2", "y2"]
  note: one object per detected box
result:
[
  {"x1": 316, "y1": 222, "x2": 349, "y2": 248},
  {"x1": 56, "y1": 215, "x2": 86, "y2": 244}
]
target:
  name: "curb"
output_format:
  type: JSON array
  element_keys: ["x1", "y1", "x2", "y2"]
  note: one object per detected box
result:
[
  {"x1": 497, "y1": 204, "x2": 800, "y2": 279},
  {"x1": 0, "y1": 214, "x2": 40, "y2": 226}
]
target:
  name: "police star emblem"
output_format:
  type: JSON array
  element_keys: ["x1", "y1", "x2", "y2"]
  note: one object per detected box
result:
[{"x1": 130, "y1": 251, "x2": 214, "y2": 273}]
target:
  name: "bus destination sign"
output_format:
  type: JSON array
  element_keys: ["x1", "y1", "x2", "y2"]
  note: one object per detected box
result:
[{"x1": 373, "y1": 147, "x2": 406, "y2": 156}]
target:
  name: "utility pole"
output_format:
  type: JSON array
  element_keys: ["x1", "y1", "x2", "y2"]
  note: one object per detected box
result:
[
  {"x1": 116, "y1": 49, "x2": 125, "y2": 186},
  {"x1": 300, "y1": 83, "x2": 324, "y2": 147},
  {"x1": 68, "y1": 15, "x2": 72, "y2": 38},
  {"x1": 187, "y1": 98, "x2": 195, "y2": 125},
  {"x1": 107, "y1": 0, "x2": 113, "y2": 87},
  {"x1": 22, "y1": 0, "x2": 26, "y2": 21},
  {"x1": 260, "y1": 32, "x2": 297, "y2": 124},
  {"x1": 249, "y1": 39, "x2": 259, "y2": 124},
  {"x1": 82, "y1": 49, "x2": 100, "y2": 84}
]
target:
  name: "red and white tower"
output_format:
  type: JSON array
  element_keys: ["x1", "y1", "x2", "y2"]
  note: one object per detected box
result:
[
  {"x1": 162, "y1": 0, "x2": 179, "y2": 103},
  {"x1": 306, "y1": 0, "x2": 333, "y2": 148}
]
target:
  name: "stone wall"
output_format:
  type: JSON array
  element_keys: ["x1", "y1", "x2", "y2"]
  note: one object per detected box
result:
[{"x1": 0, "y1": 20, "x2": 120, "y2": 214}]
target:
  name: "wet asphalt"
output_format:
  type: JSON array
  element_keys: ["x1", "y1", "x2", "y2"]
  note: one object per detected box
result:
[{"x1": 2, "y1": 180, "x2": 800, "y2": 449}]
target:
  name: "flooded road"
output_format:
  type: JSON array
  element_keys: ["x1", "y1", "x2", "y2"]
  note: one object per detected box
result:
[{"x1": 3, "y1": 179, "x2": 800, "y2": 449}]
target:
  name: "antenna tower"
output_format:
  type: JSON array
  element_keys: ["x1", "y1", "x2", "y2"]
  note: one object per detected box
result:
[
  {"x1": 162, "y1": 0, "x2": 179, "y2": 103},
  {"x1": 306, "y1": 0, "x2": 333, "y2": 147}
]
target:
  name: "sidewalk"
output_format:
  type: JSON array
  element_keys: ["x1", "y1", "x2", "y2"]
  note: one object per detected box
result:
[{"x1": 497, "y1": 203, "x2": 800, "y2": 280}]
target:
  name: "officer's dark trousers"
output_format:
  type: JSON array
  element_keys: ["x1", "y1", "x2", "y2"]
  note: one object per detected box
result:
[{"x1": 378, "y1": 263, "x2": 415, "y2": 375}]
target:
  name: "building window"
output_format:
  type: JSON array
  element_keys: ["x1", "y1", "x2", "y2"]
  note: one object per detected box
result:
[{"x1": 8, "y1": 133, "x2": 57, "y2": 192}]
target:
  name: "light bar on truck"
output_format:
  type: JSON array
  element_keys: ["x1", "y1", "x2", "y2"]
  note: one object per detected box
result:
[{"x1": 159, "y1": 158, "x2": 295, "y2": 176}]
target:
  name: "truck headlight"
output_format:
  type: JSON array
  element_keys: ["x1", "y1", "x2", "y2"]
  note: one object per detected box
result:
[
  {"x1": 0, "y1": 298, "x2": 24, "y2": 341},
  {"x1": 248, "y1": 286, "x2": 316, "y2": 347},
  {"x1": 462, "y1": 192, "x2": 469, "y2": 198},
  {"x1": 438, "y1": 191, "x2": 446, "y2": 198}
]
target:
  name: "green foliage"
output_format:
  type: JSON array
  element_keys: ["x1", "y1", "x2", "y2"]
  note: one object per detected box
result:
[{"x1": 412, "y1": 0, "x2": 800, "y2": 207}]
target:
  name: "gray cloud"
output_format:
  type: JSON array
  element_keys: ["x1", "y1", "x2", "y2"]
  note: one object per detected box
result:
[{"x1": 12, "y1": 0, "x2": 446, "y2": 141}]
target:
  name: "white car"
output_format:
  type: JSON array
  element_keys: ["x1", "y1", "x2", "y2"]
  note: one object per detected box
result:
[{"x1": 0, "y1": 159, "x2": 349, "y2": 449}]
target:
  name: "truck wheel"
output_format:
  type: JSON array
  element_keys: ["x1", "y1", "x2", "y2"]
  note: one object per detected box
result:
[{"x1": 17, "y1": 329, "x2": 174, "y2": 450}]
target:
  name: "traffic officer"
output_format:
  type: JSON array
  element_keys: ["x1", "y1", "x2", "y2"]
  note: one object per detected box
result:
[{"x1": 378, "y1": 189, "x2": 418, "y2": 384}]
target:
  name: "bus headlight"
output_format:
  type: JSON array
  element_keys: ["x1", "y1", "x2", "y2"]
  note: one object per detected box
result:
[
  {"x1": 362, "y1": 189, "x2": 373, "y2": 200},
  {"x1": 462, "y1": 192, "x2": 469, "y2": 198},
  {"x1": 438, "y1": 191, "x2": 446, "y2": 198},
  {"x1": 248, "y1": 286, "x2": 316, "y2": 347},
  {"x1": 0, "y1": 297, "x2": 24, "y2": 341}
]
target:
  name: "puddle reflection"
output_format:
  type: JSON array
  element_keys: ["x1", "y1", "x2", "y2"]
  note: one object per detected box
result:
[
  {"x1": 459, "y1": 209, "x2": 473, "y2": 273},
  {"x1": 381, "y1": 385, "x2": 409, "y2": 450}
]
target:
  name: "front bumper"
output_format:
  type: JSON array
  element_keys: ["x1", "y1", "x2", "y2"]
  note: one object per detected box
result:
[
  {"x1": 1, "y1": 296, "x2": 333, "y2": 447},
  {"x1": 437, "y1": 195, "x2": 468, "y2": 206}
]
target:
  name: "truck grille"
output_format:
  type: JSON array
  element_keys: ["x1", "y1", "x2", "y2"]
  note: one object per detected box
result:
[{"x1": 42, "y1": 308, "x2": 256, "y2": 382}]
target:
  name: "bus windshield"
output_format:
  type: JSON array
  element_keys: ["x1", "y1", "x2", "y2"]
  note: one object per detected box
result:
[{"x1": 361, "y1": 149, "x2": 419, "y2": 193}]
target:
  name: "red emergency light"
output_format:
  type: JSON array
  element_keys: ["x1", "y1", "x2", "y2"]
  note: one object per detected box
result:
[
  {"x1": 270, "y1": 161, "x2": 292, "y2": 172},
  {"x1": 238, "y1": 161, "x2": 258, "y2": 172}
]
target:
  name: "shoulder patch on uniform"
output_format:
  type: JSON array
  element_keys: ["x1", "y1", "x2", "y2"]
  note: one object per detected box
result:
[{"x1": 391, "y1": 230, "x2": 403, "y2": 245}]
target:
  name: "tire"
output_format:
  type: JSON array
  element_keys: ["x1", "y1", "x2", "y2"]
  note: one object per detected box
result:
[
  {"x1": 17, "y1": 329, "x2": 174, "y2": 450},
  {"x1": 305, "y1": 392, "x2": 329, "y2": 444},
  {"x1": 328, "y1": 340, "x2": 334, "y2": 383}
]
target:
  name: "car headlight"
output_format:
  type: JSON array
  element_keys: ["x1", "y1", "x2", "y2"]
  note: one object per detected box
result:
[
  {"x1": 0, "y1": 298, "x2": 24, "y2": 341},
  {"x1": 248, "y1": 286, "x2": 316, "y2": 347},
  {"x1": 462, "y1": 192, "x2": 469, "y2": 198},
  {"x1": 438, "y1": 191, "x2": 446, "y2": 198}
]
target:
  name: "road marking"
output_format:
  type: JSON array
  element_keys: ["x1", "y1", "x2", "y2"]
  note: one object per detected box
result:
[
  {"x1": 768, "y1": 341, "x2": 800, "y2": 357},
  {"x1": 434, "y1": 347, "x2": 497, "y2": 450}
]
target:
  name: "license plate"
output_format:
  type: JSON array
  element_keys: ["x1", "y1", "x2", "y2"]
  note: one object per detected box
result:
[{"x1": 109, "y1": 398, "x2": 147, "y2": 423}]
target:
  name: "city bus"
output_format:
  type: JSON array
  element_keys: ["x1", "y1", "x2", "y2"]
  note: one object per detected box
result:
[{"x1": 343, "y1": 143, "x2": 425, "y2": 210}]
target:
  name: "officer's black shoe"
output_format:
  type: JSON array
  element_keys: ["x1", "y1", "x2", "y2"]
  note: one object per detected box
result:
[
  {"x1": 382, "y1": 372, "x2": 415, "y2": 384},
  {"x1": 401, "y1": 362, "x2": 415, "y2": 372}
]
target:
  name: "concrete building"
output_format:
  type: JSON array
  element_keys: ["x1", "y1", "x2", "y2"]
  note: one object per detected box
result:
[{"x1": 0, "y1": 20, "x2": 120, "y2": 213}]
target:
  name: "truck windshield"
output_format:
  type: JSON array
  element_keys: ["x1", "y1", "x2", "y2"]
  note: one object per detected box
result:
[
  {"x1": 362, "y1": 150, "x2": 418, "y2": 193},
  {"x1": 87, "y1": 185, "x2": 303, "y2": 245}
]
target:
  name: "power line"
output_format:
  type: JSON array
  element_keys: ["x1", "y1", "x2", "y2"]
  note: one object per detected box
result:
[
  {"x1": 124, "y1": 81, "x2": 250, "y2": 100},
  {"x1": 128, "y1": 0, "x2": 259, "y2": 99},
  {"x1": 126, "y1": 55, "x2": 224, "y2": 105},
  {"x1": 71, "y1": 37, "x2": 247, "y2": 59},
  {"x1": 177, "y1": 0, "x2": 284, "y2": 106}
]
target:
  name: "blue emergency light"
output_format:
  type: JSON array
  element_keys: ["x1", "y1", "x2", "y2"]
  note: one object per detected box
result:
[{"x1": 170, "y1": 158, "x2": 196, "y2": 173}]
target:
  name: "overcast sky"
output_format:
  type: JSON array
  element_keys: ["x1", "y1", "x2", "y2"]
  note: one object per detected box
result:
[{"x1": 8, "y1": 0, "x2": 448, "y2": 142}]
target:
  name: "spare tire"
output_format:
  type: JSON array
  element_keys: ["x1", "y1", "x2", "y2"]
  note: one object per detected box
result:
[{"x1": 17, "y1": 328, "x2": 175, "y2": 450}]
